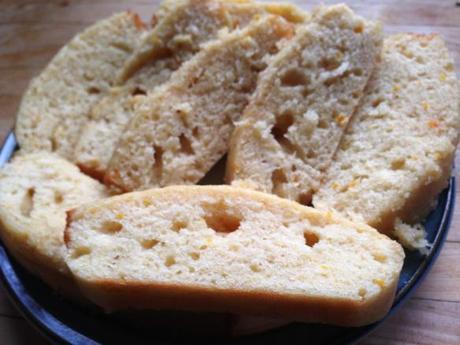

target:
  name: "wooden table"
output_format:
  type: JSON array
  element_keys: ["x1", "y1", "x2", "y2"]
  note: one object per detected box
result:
[{"x1": 0, "y1": 0, "x2": 459, "y2": 344}]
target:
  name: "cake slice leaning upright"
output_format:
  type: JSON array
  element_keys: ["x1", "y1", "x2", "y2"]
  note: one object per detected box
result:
[
  {"x1": 104, "y1": 15, "x2": 296, "y2": 192},
  {"x1": 313, "y1": 34, "x2": 460, "y2": 251},
  {"x1": 226, "y1": 4, "x2": 382, "y2": 205},
  {"x1": 74, "y1": 0, "x2": 307, "y2": 180},
  {"x1": 15, "y1": 12, "x2": 147, "y2": 160}
]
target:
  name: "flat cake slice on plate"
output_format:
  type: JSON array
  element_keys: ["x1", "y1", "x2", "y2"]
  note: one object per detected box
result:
[{"x1": 65, "y1": 185, "x2": 404, "y2": 326}]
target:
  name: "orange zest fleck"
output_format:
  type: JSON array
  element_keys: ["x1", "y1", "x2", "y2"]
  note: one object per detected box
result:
[
  {"x1": 428, "y1": 119, "x2": 440, "y2": 129},
  {"x1": 132, "y1": 13, "x2": 146, "y2": 30},
  {"x1": 334, "y1": 113, "x2": 347, "y2": 127}
]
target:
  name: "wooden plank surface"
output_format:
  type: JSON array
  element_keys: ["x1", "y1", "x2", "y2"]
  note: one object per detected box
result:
[{"x1": 0, "y1": 0, "x2": 459, "y2": 344}]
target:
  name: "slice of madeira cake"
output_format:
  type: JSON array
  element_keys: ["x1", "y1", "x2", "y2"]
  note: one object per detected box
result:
[
  {"x1": 15, "y1": 12, "x2": 147, "y2": 160},
  {"x1": 65, "y1": 185, "x2": 404, "y2": 326},
  {"x1": 0, "y1": 153, "x2": 107, "y2": 296},
  {"x1": 104, "y1": 15, "x2": 296, "y2": 192},
  {"x1": 226, "y1": 4, "x2": 382, "y2": 205},
  {"x1": 74, "y1": 0, "x2": 307, "y2": 180},
  {"x1": 314, "y1": 33, "x2": 460, "y2": 251}
]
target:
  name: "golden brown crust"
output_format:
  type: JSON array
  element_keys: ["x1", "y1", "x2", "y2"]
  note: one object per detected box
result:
[
  {"x1": 75, "y1": 277, "x2": 398, "y2": 327},
  {"x1": 77, "y1": 163, "x2": 106, "y2": 182},
  {"x1": 103, "y1": 169, "x2": 130, "y2": 194}
]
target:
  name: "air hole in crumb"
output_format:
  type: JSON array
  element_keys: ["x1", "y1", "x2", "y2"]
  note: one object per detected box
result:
[
  {"x1": 189, "y1": 252, "x2": 200, "y2": 260},
  {"x1": 172, "y1": 220, "x2": 187, "y2": 232},
  {"x1": 304, "y1": 232, "x2": 319, "y2": 247},
  {"x1": 272, "y1": 168, "x2": 287, "y2": 184},
  {"x1": 280, "y1": 68, "x2": 308, "y2": 87},
  {"x1": 20, "y1": 188, "x2": 35, "y2": 217},
  {"x1": 153, "y1": 145, "x2": 163, "y2": 179},
  {"x1": 318, "y1": 119, "x2": 329, "y2": 129},
  {"x1": 270, "y1": 112, "x2": 299, "y2": 155},
  {"x1": 100, "y1": 221, "x2": 123, "y2": 233},
  {"x1": 372, "y1": 98, "x2": 383, "y2": 108},
  {"x1": 72, "y1": 246, "x2": 91, "y2": 259},
  {"x1": 324, "y1": 76, "x2": 339, "y2": 87},
  {"x1": 291, "y1": 165, "x2": 297, "y2": 172},
  {"x1": 131, "y1": 87, "x2": 147, "y2": 96},
  {"x1": 352, "y1": 91, "x2": 360, "y2": 99},
  {"x1": 204, "y1": 213, "x2": 241, "y2": 234},
  {"x1": 319, "y1": 57, "x2": 341, "y2": 71},
  {"x1": 192, "y1": 127, "x2": 199, "y2": 138},
  {"x1": 271, "y1": 112, "x2": 294, "y2": 142},
  {"x1": 165, "y1": 255, "x2": 176, "y2": 267},
  {"x1": 298, "y1": 193, "x2": 312, "y2": 206},
  {"x1": 302, "y1": 88, "x2": 313, "y2": 97},
  {"x1": 250, "y1": 264, "x2": 262, "y2": 273},
  {"x1": 271, "y1": 168, "x2": 287, "y2": 195},
  {"x1": 179, "y1": 134, "x2": 194, "y2": 155},
  {"x1": 354, "y1": 24, "x2": 364, "y2": 33},
  {"x1": 87, "y1": 87, "x2": 100, "y2": 94},
  {"x1": 202, "y1": 200, "x2": 242, "y2": 234},
  {"x1": 54, "y1": 191, "x2": 63, "y2": 204},
  {"x1": 141, "y1": 239, "x2": 159, "y2": 249},
  {"x1": 391, "y1": 159, "x2": 405, "y2": 170},
  {"x1": 50, "y1": 137, "x2": 58, "y2": 151},
  {"x1": 306, "y1": 150, "x2": 317, "y2": 159},
  {"x1": 352, "y1": 68, "x2": 363, "y2": 77}
]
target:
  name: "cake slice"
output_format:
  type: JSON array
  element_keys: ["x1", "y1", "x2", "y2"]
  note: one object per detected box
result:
[
  {"x1": 104, "y1": 15, "x2": 296, "y2": 192},
  {"x1": 226, "y1": 4, "x2": 382, "y2": 205},
  {"x1": 313, "y1": 34, "x2": 460, "y2": 251},
  {"x1": 118, "y1": 0, "x2": 306, "y2": 83},
  {"x1": 64, "y1": 185, "x2": 404, "y2": 326},
  {"x1": 15, "y1": 12, "x2": 147, "y2": 160},
  {"x1": 74, "y1": 0, "x2": 307, "y2": 180},
  {"x1": 0, "y1": 152, "x2": 107, "y2": 296}
]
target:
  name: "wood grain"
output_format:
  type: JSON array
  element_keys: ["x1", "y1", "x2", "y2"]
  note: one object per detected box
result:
[
  {"x1": 361, "y1": 299, "x2": 460, "y2": 345},
  {"x1": 0, "y1": 0, "x2": 459, "y2": 344}
]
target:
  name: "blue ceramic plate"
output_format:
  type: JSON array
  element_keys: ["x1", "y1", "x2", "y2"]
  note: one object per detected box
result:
[{"x1": 0, "y1": 131, "x2": 455, "y2": 345}]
